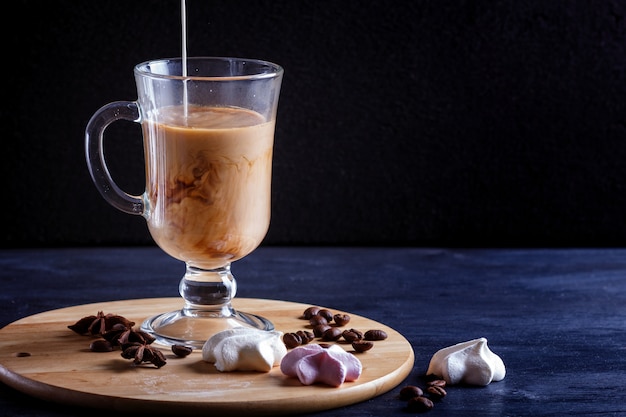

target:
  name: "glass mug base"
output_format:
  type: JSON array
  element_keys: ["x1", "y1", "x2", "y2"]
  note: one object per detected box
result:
[
  {"x1": 139, "y1": 263, "x2": 274, "y2": 348},
  {"x1": 140, "y1": 306, "x2": 274, "y2": 349}
]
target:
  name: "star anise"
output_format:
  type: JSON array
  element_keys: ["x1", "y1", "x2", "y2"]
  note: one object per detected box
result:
[
  {"x1": 121, "y1": 342, "x2": 167, "y2": 368},
  {"x1": 68, "y1": 311, "x2": 135, "y2": 336},
  {"x1": 102, "y1": 323, "x2": 156, "y2": 347}
]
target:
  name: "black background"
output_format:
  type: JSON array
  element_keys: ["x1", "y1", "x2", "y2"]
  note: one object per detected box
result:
[{"x1": 4, "y1": 0, "x2": 626, "y2": 248}]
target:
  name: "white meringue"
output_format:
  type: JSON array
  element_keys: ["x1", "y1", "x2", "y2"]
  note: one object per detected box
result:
[
  {"x1": 280, "y1": 344, "x2": 362, "y2": 387},
  {"x1": 202, "y1": 327, "x2": 287, "y2": 372},
  {"x1": 426, "y1": 337, "x2": 506, "y2": 386}
]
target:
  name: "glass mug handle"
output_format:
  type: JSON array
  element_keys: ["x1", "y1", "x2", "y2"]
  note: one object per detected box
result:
[{"x1": 84, "y1": 101, "x2": 145, "y2": 216}]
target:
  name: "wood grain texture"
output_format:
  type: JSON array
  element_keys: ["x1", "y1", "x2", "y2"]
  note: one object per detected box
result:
[{"x1": 0, "y1": 298, "x2": 414, "y2": 416}]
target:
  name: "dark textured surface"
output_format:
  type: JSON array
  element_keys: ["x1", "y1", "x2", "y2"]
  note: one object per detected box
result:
[
  {"x1": 4, "y1": 0, "x2": 626, "y2": 248},
  {"x1": 1, "y1": 246, "x2": 625, "y2": 416}
]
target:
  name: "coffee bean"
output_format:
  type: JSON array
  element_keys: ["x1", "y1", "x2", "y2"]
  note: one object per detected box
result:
[
  {"x1": 318, "y1": 309, "x2": 334, "y2": 322},
  {"x1": 427, "y1": 378, "x2": 446, "y2": 388},
  {"x1": 399, "y1": 385, "x2": 424, "y2": 400},
  {"x1": 313, "y1": 324, "x2": 331, "y2": 337},
  {"x1": 364, "y1": 329, "x2": 388, "y2": 341},
  {"x1": 302, "y1": 306, "x2": 320, "y2": 319},
  {"x1": 321, "y1": 327, "x2": 343, "y2": 341},
  {"x1": 351, "y1": 340, "x2": 374, "y2": 352},
  {"x1": 407, "y1": 396, "x2": 434, "y2": 412},
  {"x1": 171, "y1": 344, "x2": 193, "y2": 357},
  {"x1": 89, "y1": 339, "x2": 113, "y2": 352},
  {"x1": 333, "y1": 313, "x2": 350, "y2": 326},
  {"x1": 342, "y1": 329, "x2": 362, "y2": 342},
  {"x1": 309, "y1": 315, "x2": 328, "y2": 326},
  {"x1": 427, "y1": 385, "x2": 447, "y2": 400},
  {"x1": 283, "y1": 332, "x2": 302, "y2": 348},
  {"x1": 296, "y1": 330, "x2": 314, "y2": 344}
]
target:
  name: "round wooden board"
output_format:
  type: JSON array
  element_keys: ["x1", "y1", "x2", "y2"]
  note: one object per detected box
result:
[{"x1": 0, "y1": 298, "x2": 414, "y2": 416}]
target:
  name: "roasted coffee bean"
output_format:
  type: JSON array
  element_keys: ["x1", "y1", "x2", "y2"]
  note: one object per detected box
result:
[
  {"x1": 399, "y1": 385, "x2": 424, "y2": 400},
  {"x1": 171, "y1": 344, "x2": 193, "y2": 357},
  {"x1": 348, "y1": 328, "x2": 363, "y2": 339},
  {"x1": 321, "y1": 327, "x2": 343, "y2": 341},
  {"x1": 89, "y1": 339, "x2": 113, "y2": 352},
  {"x1": 296, "y1": 330, "x2": 315, "y2": 344},
  {"x1": 364, "y1": 329, "x2": 388, "y2": 341},
  {"x1": 318, "y1": 309, "x2": 334, "y2": 322},
  {"x1": 302, "y1": 306, "x2": 320, "y2": 319},
  {"x1": 309, "y1": 315, "x2": 328, "y2": 326},
  {"x1": 351, "y1": 340, "x2": 374, "y2": 353},
  {"x1": 427, "y1": 385, "x2": 447, "y2": 400},
  {"x1": 427, "y1": 379, "x2": 446, "y2": 388},
  {"x1": 283, "y1": 332, "x2": 303, "y2": 348},
  {"x1": 407, "y1": 396, "x2": 434, "y2": 412},
  {"x1": 313, "y1": 324, "x2": 332, "y2": 337},
  {"x1": 342, "y1": 329, "x2": 362, "y2": 342},
  {"x1": 333, "y1": 313, "x2": 350, "y2": 326}
]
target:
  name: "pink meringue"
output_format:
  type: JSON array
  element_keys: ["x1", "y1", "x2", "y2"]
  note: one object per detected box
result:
[{"x1": 280, "y1": 344, "x2": 362, "y2": 387}]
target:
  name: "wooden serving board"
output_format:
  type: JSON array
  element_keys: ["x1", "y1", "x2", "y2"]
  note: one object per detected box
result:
[{"x1": 0, "y1": 298, "x2": 414, "y2": 416}]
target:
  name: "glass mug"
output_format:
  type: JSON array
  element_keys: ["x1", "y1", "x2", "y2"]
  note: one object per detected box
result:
[{"x1": 85, "y1": 57, "x2": 283, "y2": 347}]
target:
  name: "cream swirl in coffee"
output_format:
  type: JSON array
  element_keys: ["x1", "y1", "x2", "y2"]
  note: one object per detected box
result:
[{"x1": 143, "y1": 105, "x2": 274, "y2": 270}]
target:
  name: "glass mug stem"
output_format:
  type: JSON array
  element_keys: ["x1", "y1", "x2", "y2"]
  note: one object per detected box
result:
[{"x1": 180, "y1": 263, "x2": 237, "y2": 310}]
